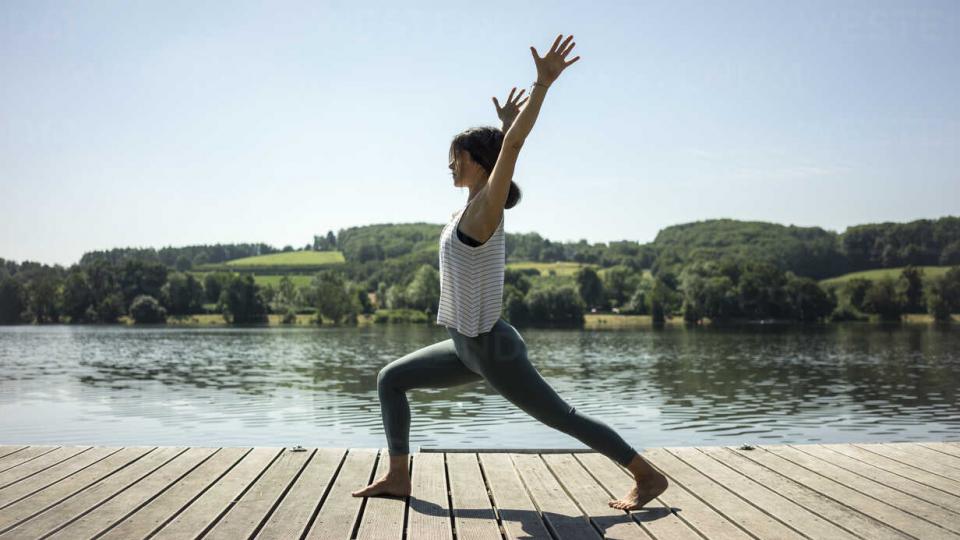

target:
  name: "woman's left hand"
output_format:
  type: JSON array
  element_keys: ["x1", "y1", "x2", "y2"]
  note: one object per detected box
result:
[
  {"x1": 530, "y1": 33, "x2": 581, "y2": 87},
  {"x1": 492, "y1": 87, "x2": 529, "y2": 129}
]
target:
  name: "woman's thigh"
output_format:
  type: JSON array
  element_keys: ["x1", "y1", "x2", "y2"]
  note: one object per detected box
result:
[
  {"x1": 378, "y1": 338, "x2": 483, "y2": 391},
  {"x1": 452, "y1": 320, "x2": 576, "y2": 424}
]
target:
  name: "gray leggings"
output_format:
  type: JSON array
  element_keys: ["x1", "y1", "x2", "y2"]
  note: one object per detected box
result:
[{"x1": 376, "y1": 318, "x2": 638, "y2": 467}]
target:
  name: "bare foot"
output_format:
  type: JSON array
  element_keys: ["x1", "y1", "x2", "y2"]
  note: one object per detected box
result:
[
  {"x1": 351, "y1": 473, "x2": 411, "y2": 498},
  {"x1": 608, "y1": 471, "x2": 669, "y2": 511}
]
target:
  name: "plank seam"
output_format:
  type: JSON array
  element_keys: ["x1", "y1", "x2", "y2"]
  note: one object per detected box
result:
[
  {"x1": 37, "y1": 447, "x2": 190, "y2": 540},
  {"x1": 350, "y1": 449, "x2": 380, "y2": 540},
  {"x1": 473, "y1": 452, "x2": 507, "y2": 540},
  {"x1": 0, "y1": 447, "x2": 92, "y2": 491},
  {"x1": 178, "y1": 447, "x2": 283, "y2": 540},
  {"x1": 89, "y1": 447, "x2": 223, "y2": 540},
  {"x1": 650, "y1": 449, "x2": 763, "y2": 540},
  {"x1": 0, "y1": 446, "x2": 161, "y2": 537},
  {"x1": 815, "y1": 444, "x2": 960, "y2": 500},
  {"x1": 247, "y1": 447, "x2": 317, "y2": 540},
  {"x1": 298, "y1": 448, "x2": 349, "y2": 540},
  {"x1": 732, "y1": 445, "x2": 937, "y2": 539},
  {"x1": 142, "y1": 447, "x2": 254, "y2": 540},
  {"x1": 701, "y1": 446, "x2": 875, "y2": 540},
  {"x1": 668, "y1": 447, "x2": 808, "y2": 539},
  {"x1": 852, "y1": 443, "x2": 960, "y2": 483},
  {"x1": 572, "y1": 452, "x2": 713, "y2": 540},
  {"x1": 0, "y1": 447, "x2": 126, "y2": 512},
  {"x1": 0, "y1": 446, "x2": 63, "y2": 475},
  {"x1": 507, "y1": 453, "x2": 561, "y2": 540},
  {"x1": 794, "y1": 444, "x2": 960, "y2": 517},
  {"x1": 443, "y1": 452, "x2": 458, "y2": 540},
  {"x1": 780, "y1": 444, "x2": 960, "y2": 529},
  {"x1": 539, "y1": 452, "x2": 606, "y2": 539}
]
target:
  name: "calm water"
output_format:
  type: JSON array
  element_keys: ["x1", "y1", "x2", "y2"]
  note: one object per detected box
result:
[{"x1": 1, "y1": 323, "x2": 959, "y2": 451}]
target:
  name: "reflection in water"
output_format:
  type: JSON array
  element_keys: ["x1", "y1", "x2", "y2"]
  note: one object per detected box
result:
[{"x1": 1, "y1": 323, "x2": 958, "y2": 449}]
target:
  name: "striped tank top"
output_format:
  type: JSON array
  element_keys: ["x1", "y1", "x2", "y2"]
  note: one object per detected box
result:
[{"x1": 436, "y1": 200, "x2": 506, "y2": 337}]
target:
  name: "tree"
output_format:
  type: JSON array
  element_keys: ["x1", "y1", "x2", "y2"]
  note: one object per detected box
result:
[
  {"x1": 405, "y1": 265, "x2": 440, "y2": 313},
  {"x1": 218, "y1": 275, "x2": 269, "y2": 324},
  {"x1": 161, "y1": 272, "x2": 206, "y2": 315},
  {"x1": 174, "y1": 255, "x2": 193, "y2": 272},
  {"x1": 524, "y1": 285, "x2": 585, "y2": 327},
  {"x1": 862, "y1": 276, "x2": 905, "y2": 321},
  {"x1": 784, "y1": 273, "x2": 835, "y2": 322},
  {"x1": 203, "y1": 272, "x2": 232, "y2": 303},
  {"x1": 601, "y1": 265, "x2": 639, "y2": 309},
  {"x1": 129, "y1": 294, "x2": 167, "y2": 324},
  {"x1": 925, "y1": 267, "x2": 960, "y2": 322},
  {"x1": 841, "y1": 278, "x2": 872, "y2": 312},
  {"x1": 118, "y1": 259, "x2": 168, "y2": 307},
  {"x1": 0, "y1": 276, "x2": 26, "y2": 324},
  {"x1": 62, "y1": 269, "x2": 94, "y2": 323},
  {"x1": 23, "y1": 270, "x2": 62, "y2": 323},
  {"x1": 574, "y1": 267, "x2": 604, "y2": 310},
  {"x1": 311, "y1": 271, "x2": 360, "y2": 325},
  {"x1": 897, "y1": 266, "x2": 925, "y2": 313}
]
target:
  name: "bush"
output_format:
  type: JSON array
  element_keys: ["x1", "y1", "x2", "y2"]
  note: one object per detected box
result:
[
  {"x1": 524, "y1": 285, "x2": 585, "y2": 328},
  {"x1": 281, "y1": 309, "x2": 298, "y2": 325},
  {"x1": 129, "y1": 295, "x2": 167, "y2": 324}
]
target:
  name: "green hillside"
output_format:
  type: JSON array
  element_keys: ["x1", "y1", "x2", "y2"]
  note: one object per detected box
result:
[{"x1": 819, "y1": 266, "x2": 953, "y2": 288}]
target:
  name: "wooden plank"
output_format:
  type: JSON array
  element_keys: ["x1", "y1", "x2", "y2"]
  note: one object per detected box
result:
[
  {"x1": 701, "y1": 446, "x2": 910, "y2": 540},
  {"x1": 446, "y1": 452, "x2": 502, "y2": 540},
  {"x1": 918, "y1": 442, "x2": 960, "y2": 459},
  {"x1": 510, "y1": 453, "x2": 600, "y2": 539},
  {"x1": 100, "y1": 447, "x2": 249, "y2": 540},
  {"x1": 854, "y1": 443, "x2": 960, "y2": 482},
  {"x1": 735, "y1": 445, "x2": 960, "y2": 539},
  {"x1": 878, "y1": 443, "x2": 960, "y2": 477},
  {"x1": 204, "y1": 447, "x2": 312, "y2": 539},
  {"x1": 0, "y1": 447, "x2": 152, "y2": 535},
  {"x1": 0, "y1": 447, "x2": 28, "y2": 461},
  {"x1": 541, "y1": 453, "x2": 651, "y2": 539},
  {"x1": 575, "y1": 452, "x2": 709, "y2": 540},
  {"x1": 407, "y1": 452, "x2": 453, "y2": 540},
  {"x1": 643, "y1": 447, "x2": 804, "y2": 539},
  {"x1": 151, "y1": 447, "x2": 281, "y2": 539},
  {"x1": 822, "y1": 443, "x2": 960, "y2": 496},
  {"x1": 0, "y1": 446, "x2": 90, "y2": 489},
  {"x1": 45, "y1": 447, "x2": 217, "y2": 539},
  {"x1": 671, "y1": 447, "x2": 863, "y2": 540},
  {"x1": 763, "y1": 444, "x2": 960, "y2": 535},
  {"x1": 254, "y1": 448, "x2": 346, "y2": 540},
  {"x1": 304, "y1": 447, "x2": 378, "y2": 540},
  {"x1": 478, "y1": 452, "x2": 551, "y2": 540},
  {"x1": 0, "y1": 446, "x2": 60, "y2": 473},
  {"x1": 0, "y1": 446, "x2": 121, "y2": 509},
  {"x1": 795, "y1": 444, "x2": 960, "y2": 514},
  {"x1": 0, "y1": 446, "x2": 185, "y2": 539},
  {"x1": 356, "y1": 449, "x2": 408, "y2": 540}
]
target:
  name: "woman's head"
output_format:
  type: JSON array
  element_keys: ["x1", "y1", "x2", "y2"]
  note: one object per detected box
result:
[{"x1": 449, "y1": 126, "x2": 522, "y2": 209}]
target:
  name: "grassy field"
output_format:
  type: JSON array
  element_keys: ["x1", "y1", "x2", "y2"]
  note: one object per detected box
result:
[
  {"x1": 507, "y1": 261, "x2": 652, "y2": 280},
  {"x1": 222, "y1": 250, "x2": 345, "y2": 267},
  {"x1": 187, "y1": 272, "x2": 316, "y2": 289},
  {"x1": 820, "y1": 265, "x2": 953, "y2": 288}
]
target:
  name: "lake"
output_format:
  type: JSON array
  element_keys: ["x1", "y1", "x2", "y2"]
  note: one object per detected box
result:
[{"x1": 1, "y1": 323, "x2": 958, "y2": 451}]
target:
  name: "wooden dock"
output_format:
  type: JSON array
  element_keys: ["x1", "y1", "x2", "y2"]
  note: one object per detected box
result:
[{"x1": 0, "y1": 441, "x2": 959, "y2": 539}]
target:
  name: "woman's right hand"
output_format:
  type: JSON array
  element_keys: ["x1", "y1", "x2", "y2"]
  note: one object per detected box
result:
[{"x1": 530, "y1": 34, "x2": 580, "y2": 87}]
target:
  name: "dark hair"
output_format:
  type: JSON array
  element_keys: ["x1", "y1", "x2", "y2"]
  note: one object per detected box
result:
[{"x1": 450, "y1": 126, "x2": 522, "y2": 209}]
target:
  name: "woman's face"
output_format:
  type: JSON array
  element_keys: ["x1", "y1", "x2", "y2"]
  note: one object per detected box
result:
[{"x1": 449, "y1": 147, "x2": 484, "y2": 189}]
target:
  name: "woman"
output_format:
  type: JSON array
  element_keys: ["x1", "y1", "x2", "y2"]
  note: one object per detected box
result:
[{"x1": 352, "y1": 34, "x2": 669, "y2": 511}]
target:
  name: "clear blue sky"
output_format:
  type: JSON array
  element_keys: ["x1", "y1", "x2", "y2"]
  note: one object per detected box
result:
[{"x1": 2, "y1": 0, "x2": 958, "y2": 266}]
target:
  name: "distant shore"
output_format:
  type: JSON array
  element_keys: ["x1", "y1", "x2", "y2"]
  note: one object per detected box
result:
[{"x1": 8, "y1": 312, "x2": 954, "y2": 328}]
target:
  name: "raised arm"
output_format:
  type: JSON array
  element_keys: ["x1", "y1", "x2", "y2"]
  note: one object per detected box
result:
[{"x1": 483, "y1": 34, "x2": 580, "y2": 211}]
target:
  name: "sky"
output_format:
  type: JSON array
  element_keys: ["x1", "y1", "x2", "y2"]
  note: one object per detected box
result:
[{"x1": 1, "y1": 0, "x2": 958, "y2": 267}]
